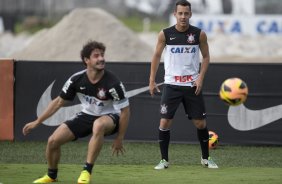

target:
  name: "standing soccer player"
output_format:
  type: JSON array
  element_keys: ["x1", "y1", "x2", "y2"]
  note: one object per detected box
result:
[
  {"x1": 149, "y1": 0, "x2": 218, "y2": 169},
  {"x1": 22, "y1": 40, "x2": 130, "y2": 183}
]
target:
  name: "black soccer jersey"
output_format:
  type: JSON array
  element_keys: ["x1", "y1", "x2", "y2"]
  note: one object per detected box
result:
[
  {"x1": 60, "y1": 69, "x2": 129, "y2": 116},
  {"x1": 163, "y1": 25, "x2": 201, "y2": 86}
]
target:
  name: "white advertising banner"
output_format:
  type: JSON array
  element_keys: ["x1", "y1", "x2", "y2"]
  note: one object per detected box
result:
[{"x1": 170, "y1": 14, "x2": 282, "y2": 37}]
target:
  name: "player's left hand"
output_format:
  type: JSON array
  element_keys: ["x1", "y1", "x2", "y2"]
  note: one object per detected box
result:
[
  {"x1": 194, "y1": 78, "x2": 203, "y2": 95},
  {"x1": 112, "y1": 138, "x2": 125, "y2": 156}
]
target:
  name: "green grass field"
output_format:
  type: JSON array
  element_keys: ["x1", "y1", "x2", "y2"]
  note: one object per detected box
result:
[{"x1": 1, "y1": 141, "x2": 282, "y2": 184}]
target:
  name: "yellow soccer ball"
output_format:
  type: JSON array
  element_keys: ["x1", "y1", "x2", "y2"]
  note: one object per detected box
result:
[{"x1": 219, "y1": 77, "x2": 248, "y2": 106}]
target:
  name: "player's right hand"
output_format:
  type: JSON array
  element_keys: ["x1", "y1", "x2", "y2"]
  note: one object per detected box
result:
[
  {"x1": 22, "y1": 121, "x2": 38, "y2": 136},
  {"x1": 149, "y1": 81, "x2": 160, "y2": 97}
]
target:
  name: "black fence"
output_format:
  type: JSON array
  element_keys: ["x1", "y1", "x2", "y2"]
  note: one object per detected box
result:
[{"x1": 14, "y1": 61, "x2": 282, "y2": 145}]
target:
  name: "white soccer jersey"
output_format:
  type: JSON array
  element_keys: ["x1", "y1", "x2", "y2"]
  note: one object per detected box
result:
[{"x1": 163, "y1": 25, "x2": 201, "y2": 86}]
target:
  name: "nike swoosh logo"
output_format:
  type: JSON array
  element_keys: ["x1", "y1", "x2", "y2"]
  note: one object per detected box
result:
[
  {"x1": 228, "y1": 104, "x2": 282, "y2": 131},
  {"x1": 37, "y1": 81, "x2": 163, "y2": 126}
]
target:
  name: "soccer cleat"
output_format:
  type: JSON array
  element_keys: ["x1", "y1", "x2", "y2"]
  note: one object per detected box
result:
[
  {"x1": 77, "y1": 170, "x2": 91, "y2": 184},
  {"x1": 201, "y1": 157, "x2": 218, "y2": 169},
  {"x1": 154, "y1": 159, "x2": 169, "y2": 170},
  {"x1": 33, "y1": 174, "x2": 57, "y2": 183}
]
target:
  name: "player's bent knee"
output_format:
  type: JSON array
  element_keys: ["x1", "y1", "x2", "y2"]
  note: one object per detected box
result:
[
  {"x1": 92, "y1": 122, "x2": 107, "y2": 135},
  {"x1": 47, "y1": 136, "x2": 60, "y2": 149},
  {"x1": 93, "y1": 116, "x2": 115, "y2": 135}
]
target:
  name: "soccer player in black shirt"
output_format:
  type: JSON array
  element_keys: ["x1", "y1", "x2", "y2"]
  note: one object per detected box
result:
[{"x1": 23, "y1": 40, "x2": 130, "y2": 183}]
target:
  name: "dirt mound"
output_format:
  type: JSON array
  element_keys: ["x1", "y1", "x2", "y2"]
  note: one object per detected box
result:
[
  {"x1": 11, "y1": 8, "x2": 154, "y2": 62},
  {"x1": 208, "y1": 35, "x2": 282, "y2": 63}
]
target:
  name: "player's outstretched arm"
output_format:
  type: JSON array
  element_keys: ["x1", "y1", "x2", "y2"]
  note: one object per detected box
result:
[{"x1": 22, "y1": 96, "x2": 66, "y2": 135}]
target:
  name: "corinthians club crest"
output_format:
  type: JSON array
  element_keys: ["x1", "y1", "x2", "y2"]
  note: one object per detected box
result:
[
  {"x1": 97, "y1": 88, "x2": 107, "y2": 99},
  {"x1": 160, "y1": 104, "x2": 168, "y2": 114},
  {"x1": 187, "y1": 33, "x2": 195, "y2": 44}
]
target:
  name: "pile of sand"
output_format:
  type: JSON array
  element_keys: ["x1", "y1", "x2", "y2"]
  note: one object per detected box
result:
[
  {"x1": 10, "y1": 8, "x2": 154, "y2": 62},
  {"x1": 0, "y1": 32, "x2": 32, "y2": 58},
  {"x1": 208, "y1": 35, "x2": 282, "y2": 63},
  {"x1": 5, "y1": 8, "x2": 282, "y2": 63}
]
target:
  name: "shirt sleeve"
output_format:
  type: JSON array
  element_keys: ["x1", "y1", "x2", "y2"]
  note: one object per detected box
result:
[
  {"x1": 108, "y1": 82, "x2": 129, "y2": 110},
  {"x1": 59, "y1": 78, "x2": 76, "y2": 101}
]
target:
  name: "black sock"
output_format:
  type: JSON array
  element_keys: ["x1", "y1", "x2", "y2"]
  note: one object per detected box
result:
[
  {"x1": 197, "y1": 127, "x2": 209, "y2": 159},
  {"x1": 83, "y1": 162, "x2": 94, "y2": 174},
  {"x1": 159, "y1": 128, "x2": 170, "y2": 161},
  {"x1": 47, "y1": 168, "x2": 58, "y2": 180}
]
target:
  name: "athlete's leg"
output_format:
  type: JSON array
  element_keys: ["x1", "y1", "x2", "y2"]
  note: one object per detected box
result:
[
  {"x1": 33, "y1": 123, "x2": 75, "y2": 182},
  {"x1": 86, "y1": 115, "x2": 116, "y2": 165},
  {"x1": 159, "y1": 118, "x2": 172, "y2": 161},
  {"x1": 192, "y1": 119, "x2": 209, "y2": 159},
  {"x1": 77, "y1": 116, "x2": 116, "y2": 183},
  {"x1": 154, "y1": 118, "x2": 172, "y2": 169},
  {"x1": 155, "y1": 85, "x2": 181, "y2": 169},
  {"x1": 46, "y1": 123, "x2": 75, "y2": 169},
  {"x1": 182, "y1": 87, "x2": 209, "y2": 160},
  {"x1": 194, "y1": 119, "x2": 218, "y2": 168}
]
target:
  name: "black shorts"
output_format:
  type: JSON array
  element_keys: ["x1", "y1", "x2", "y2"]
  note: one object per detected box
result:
[
  {"x1": 65, "y1": 112, "x2": 120, "y2": 140},
  {"x1": 160, "y1": 84, "x2": 206, "y2": 120}
]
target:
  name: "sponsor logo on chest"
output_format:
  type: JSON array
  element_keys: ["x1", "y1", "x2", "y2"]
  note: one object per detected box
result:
[
  {"x1": 170, "y1": 46, "x2": 196, "y2": 54},
  {"x1": 174, "y1": 75, "x2": 193, "y2": 83}
]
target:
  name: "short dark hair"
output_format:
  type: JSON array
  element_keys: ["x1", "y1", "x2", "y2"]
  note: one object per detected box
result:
[
  {"x1": 80, "y1": 40, "x2": 106, "y2": 65},
  {"x1": 175, "y1": 0, "x2": 191, "y2": 11}
]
